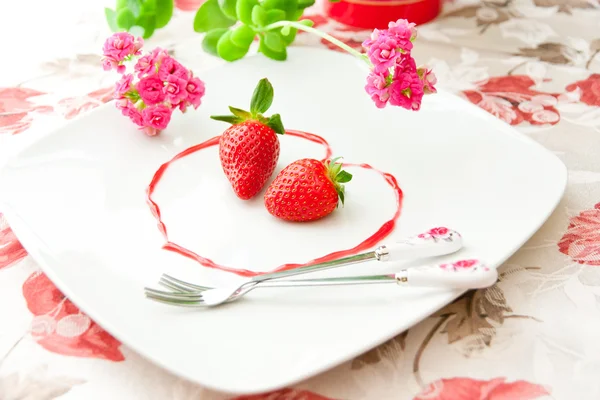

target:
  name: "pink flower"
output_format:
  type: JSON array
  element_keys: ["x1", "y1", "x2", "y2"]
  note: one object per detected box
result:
[
  {"x1": 419, "y1": 67, "x2": 437, "y2": 94},
  {"x1": 22, "y1": 271, "x2": 124, "y2": 361},
  {"x1": 102, "y1": 32, "x2": 143, "y2": 63},
  {"x1": 428, "y1": 227, "x2": 449, "y2": 236},
  {"x1": 414, "y1": 377, "x2": 550, "y2": 400},
  {"x1": 135, "y1": 48, "x2": 169, "y2": 78},
  {"x1": 115, "y1": 74, "x2": 134, "y2": 97},
  {"x1": 142, "y1": 104, "x2": 172, "y2": 130},
  {"x1": 125, "y1": 103, "x2": 144, "y2": 126},
  {"x1": 158, "y1": 56, "x2": 189, "y2": 81},
  {"x1": 389, "y1": 55, "x2": 424, "y2": 111},
  {"x1": 185, "y1": 76, "x2": 206, "y2": 109},
  {"x1": 363, "y1": 19, "x2": 415, "y2": 73},
  {"x1": 136, "y1": 76, "x2": 166, "y2": 105},
  {"x1": 142, "y1": 126, "x2": 160, "y2": 136},
  {"x1": 463, "y1": 76, "x2": 560, "y2": 126},
  {"x1": 151, "y1": 48, "x2": 169, "y2": 64},
  {"x1": 232, "y1": 388, "x2": 335, "y2": 400},
  {"x1": 387, "y1": 19, "x2": 417, "y2": 44},
  {"x1": 365, "y1": 34, "x2": 403, "y2": 74},
  {"x1": 115, "y1": 98, "x2": 129, "y2": 112},
  {"x1": 135, "y1": 54, "x2": 156, "y2": 78},
  {"x1": 102, "y1": 56, "x2": 125, "y2": 74},
  {"x1": 452, "y1": 259, "x2": 478, "y2": 269},
  {"x1": 164, "y1": 75, "x2": 188, "y2": 105},
  {"x1": 365, "y1": 71, "x2": 391, "y2": 108},
  {"x1": 558, "y1": 202, "x2": 600, "y2": 265},
  {"x1": 565, "y1": 74, "x2": 600, "y2": 107}
]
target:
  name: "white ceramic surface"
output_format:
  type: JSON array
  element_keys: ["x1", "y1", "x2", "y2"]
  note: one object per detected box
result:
[{"x1": 0, "y1": 48, "x2": 567, "y2": 394}]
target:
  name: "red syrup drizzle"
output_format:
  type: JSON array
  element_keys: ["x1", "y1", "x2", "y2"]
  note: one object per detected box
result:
[{"x1": 146, "y1": 130, "x2": 404, "y2": 278}]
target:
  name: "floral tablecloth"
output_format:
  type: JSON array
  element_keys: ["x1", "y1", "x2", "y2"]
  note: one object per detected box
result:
[{"x1": 2, "y1": 0, "x2": 600, "y2": 399}]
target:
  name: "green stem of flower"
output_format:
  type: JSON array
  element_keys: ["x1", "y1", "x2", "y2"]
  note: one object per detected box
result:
[{"x1": 264, "y1": 21, "x2": 370, "y2": 66}]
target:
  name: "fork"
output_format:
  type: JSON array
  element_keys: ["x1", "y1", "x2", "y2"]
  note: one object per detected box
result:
[
  {"x1": 144, "y1": 259, "x2": 498, "y2": 308},
  {"x1": 144, "y1": 227, "x2": 461, "y2": 303}
]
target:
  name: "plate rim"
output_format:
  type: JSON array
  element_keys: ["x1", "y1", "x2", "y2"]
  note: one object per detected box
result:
[{"x1": 0, "y1": 47, "x2": 569, "y2": 394}]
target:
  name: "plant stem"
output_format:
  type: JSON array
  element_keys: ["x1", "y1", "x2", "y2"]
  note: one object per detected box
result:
[
  {"x1": 413, "y1": 315, "x2": 450, "y2": 388},
  {"x1": 264, "y1": 21, "x2": 369, "y2": 64},
  {"x1": 0, "y1": 332, "x2": 26, "y2": 371},
  {"x1": 586, "y1": 50, "x2": 599, "y2": 70},
  {"x1": 507, "y1": 60, "x2": 527, "y2": 76},
  {"x1": 505, "y1": 314, "x2": 543, "y2": 323}
]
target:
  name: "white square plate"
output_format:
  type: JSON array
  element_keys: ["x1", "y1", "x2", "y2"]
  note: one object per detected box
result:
[{"x1": 0, "y1": 48, "x2": 566, "y2": 394}]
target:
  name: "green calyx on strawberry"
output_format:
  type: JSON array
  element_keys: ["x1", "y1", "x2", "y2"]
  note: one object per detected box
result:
[
  {"x1": 326, "y1": 157, "x2": 353, "y2": 207},
  {"x1": 210, "y1": 78, "x2": 285, "y2": 135},
  {"x1": 211, "y1": 78, "x2": 285, "y2": 200},
  {"x1": 264, "y1": 157, "x2": 353, "y2": 222}
]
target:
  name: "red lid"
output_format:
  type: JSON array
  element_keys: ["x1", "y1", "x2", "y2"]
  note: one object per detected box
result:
[{"x1": 323, "y1": 0, "x2": 442, "y2": 30}]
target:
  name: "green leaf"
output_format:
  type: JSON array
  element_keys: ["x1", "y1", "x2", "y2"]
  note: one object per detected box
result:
[
  {"x1": 143, "y1": 0, "x2": 157, "y2": 12},
  {"x1": 281, "y1": 27, "x2": 296, "y2": 45},
  {"x1": 280, "y1": 25, "x2": 291, "y2": 36},
  {"x1": 251, "y1": 5, "x2": 267, "y2": 26},
  {"x1": 194, "y1": 0, "x2": 235, "y2": 33},
  {"x1": 263, "y1": 31, "x2": 285, "y2": 53},
  {"x1": 282, "y1": 0, "x2": 298, "y2": 19},
  {"x1": 126, "y1": 0, "x2": 142, "y2": 17},
  {"x1": 329, "y1": 160, "x2": 342, "y2": 177},
  {"x1": 266, "y1": 113, "x2": 285, "y2": 135},
  {"x1": 116, "y1": 8, "x2": 136, "y2": 29},
  {"x1": 155, "y1": 0, "x2": 173, "y2": 28},
  {"x1": 116, "y1": 0, "x2": 128, "y2": 11},
  {"x1": 217, "y1": 30, "x2": 251, "y2": 61},
  {"x1": 136, "y1": 13, "x2": 156, "y2": 38},
  {"x1": 210, "y1": 115, "x2": 243, "y2": 124},
  {"x1": 105, "y1": 8, "x2": 119, "y2": 32},
  {"x1": 258, "y1": 35, "x2": 287, "y2": 61},
  {"x1": 336, "y1": 170, "x2": 352, "y2": 183},
  {"x1": 290, "y1": 9, "x2": 303, "y2": 20},
  {"x1": 299, "y1": 18, "x2": 314, "y2": 27},
  {"x1": 262, "y1": 0, "x2": 298, "y2": 19},
  {"x1": 298, "y1": 0, "x2": 315, "y2": 9},
  {"x1": 261, "y1": 0, "x2": 285, "y2": 9},
  {"x1": 202, "y1": 28, "x2": 229, "y2": 56},
  {"x1": 218, "y1": 0, "x2": 237, "y2": 19},
  {"x1": 229, "y1": 106, "x2": 252, "y2": 119},
  {"x1": 236, "y1": 0, "x2": 258, "y2": 25},
  {"x1": 250, "y1": 78, "x2": 274, "y2": 115},
  {"x1": 265, "y1": 9, "x2": 286, "y2": 24},
  {"x1": 230, "y1": 24, "x2": 255, "y2": 48}
]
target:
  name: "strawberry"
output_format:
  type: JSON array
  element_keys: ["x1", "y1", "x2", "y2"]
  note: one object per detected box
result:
[
  {"x1": 211, "y1": 78, "x2": 285, "y2": 200},
  {"x1": 264, "y1": 158, "x2": 353, "y2": 222}
]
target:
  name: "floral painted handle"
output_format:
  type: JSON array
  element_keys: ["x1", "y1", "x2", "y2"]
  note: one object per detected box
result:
[
  {"x1": 395, "y1": 259, "x2": 498, "y2": 289},
  {"x1": 254, "y1": 227, "x2": 463, "y2": 282},
  {"x1": 377, "y1": 227, "x2": 462, "y2": 263}
]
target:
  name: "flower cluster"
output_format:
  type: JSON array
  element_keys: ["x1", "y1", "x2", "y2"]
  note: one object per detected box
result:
[
  {"x1": 102, "y1": 32, "x2": 205, "y2": 136},
  {"x1": 362, "y1": 19, "x2": 437, "y2": 110}
]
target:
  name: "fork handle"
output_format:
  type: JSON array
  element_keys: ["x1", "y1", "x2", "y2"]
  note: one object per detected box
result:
[
  {"x1": 395, "y1": 260, "x2": 498, "y2": 289},
  {"x1": 251, "y1": 260, "x2": 497, "y2": 290},
  {"x1": 252, "y1": 227, "x2": 462, "y2": 283}
]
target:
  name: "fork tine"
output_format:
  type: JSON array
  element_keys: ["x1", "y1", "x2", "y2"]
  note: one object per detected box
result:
[
  {"x1": 145, "y1": 293, "x2": 207, "y2": 308},
  {"x1": 161, "y1": 274, "x2": 213, "y2": 291},
  {"x1": 159, "y1": 278, "x2": 196, "y2": 293},
  {"x1": 144, "y1": 287, "x2": 204, "y2": 301},
  {"x1": 158, "y1": 279, "x2": 188, "y2": 292}
]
